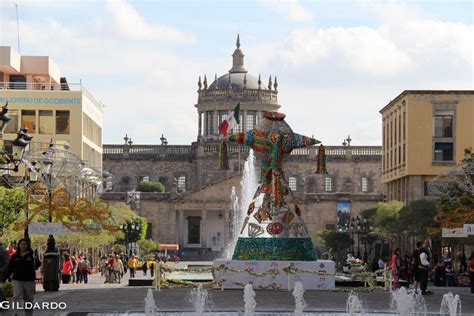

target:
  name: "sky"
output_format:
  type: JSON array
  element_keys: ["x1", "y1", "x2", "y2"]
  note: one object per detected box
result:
[{"x1": 0, "y1": 0, "x2": 472, "y2": 146}]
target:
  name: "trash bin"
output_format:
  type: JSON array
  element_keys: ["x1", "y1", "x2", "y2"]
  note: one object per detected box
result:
[{"x1": 42, "y1": 252, "x2": 60, "y2": 292}]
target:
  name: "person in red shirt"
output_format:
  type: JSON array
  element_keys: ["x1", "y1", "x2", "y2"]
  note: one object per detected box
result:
[
  {"x1": 7, "y1": 243, "x2": 16, "y2": 257},
  {"x1": 61, "y1": 254, "x2": 72, "y2": 284}
]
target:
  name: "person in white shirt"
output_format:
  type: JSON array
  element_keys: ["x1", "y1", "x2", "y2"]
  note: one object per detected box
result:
[{"x1": 419, "y1": 239, "x2": 433, "y2": 295}]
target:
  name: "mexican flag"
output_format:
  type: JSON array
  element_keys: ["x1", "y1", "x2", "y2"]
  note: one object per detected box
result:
[{"x1": 218, "y1": 103, "x2": 240, "y2": 136}]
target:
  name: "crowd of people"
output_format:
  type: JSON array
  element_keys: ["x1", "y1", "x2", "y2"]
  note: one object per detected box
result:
[
  {"x1": 371, "y1": 240, "x2": 474, "y2": 295},
  {"x1": 60, "y1": 253, "x2": 92, "y2": 284}
]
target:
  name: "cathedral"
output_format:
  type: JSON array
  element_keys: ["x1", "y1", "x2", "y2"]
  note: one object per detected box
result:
[{"x1": 102, "y1": 36, "x2": 384, "y2": 259}]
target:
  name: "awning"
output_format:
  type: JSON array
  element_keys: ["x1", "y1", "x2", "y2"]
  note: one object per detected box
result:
[{"x1": 159, "y1": 244, "x2": 179, "y2": 251}]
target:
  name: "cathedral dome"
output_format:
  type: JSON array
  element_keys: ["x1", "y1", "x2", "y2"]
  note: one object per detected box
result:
[{"x1": 208, "y1": 72, "x2": 266, "y2": 90}]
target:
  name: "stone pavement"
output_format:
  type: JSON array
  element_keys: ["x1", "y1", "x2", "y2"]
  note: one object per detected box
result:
[{"x1": 22, "y1": 271, "x2": 473, "y2": 315}]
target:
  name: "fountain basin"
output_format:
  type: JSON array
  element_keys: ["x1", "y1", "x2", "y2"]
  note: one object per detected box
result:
[
  {"x1": 213, "y1": 259, "x2": 335, "y2": 290},
  {"x1": 232, "y1": 238, "x2": 317, "y2": 261}
]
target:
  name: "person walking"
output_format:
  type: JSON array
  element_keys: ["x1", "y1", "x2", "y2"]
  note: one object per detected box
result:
[
  {"x1": 113, "y1": 255, "x2": 124, "y2": 283},
  {"x1": 128, "y1": 255, "x2": 138, "y2": 279},
  {"x1": 75, "y1": 255, "x2": 83, "y2": 283},
  {"x1": 412, "y1": 241, "x2": 422, "y2": 291},
  {"x1": 142, "y1": 259, "x2": 148, "y2": 276},
  {"x1": 419, "y1": 239, "x2": 433, "y2": 295},
  {"x1": 468, "y1": 251, "x2": 474, "y2": 294},
  {"x1": 79, "y1": 256, "x2": 91, "y2": 284},
  {"x1": 390, "y1": 248, "x2": 401, "y2": 291},
  {"x1": 71, "y1": 255, "x2": 77, "y2": 283},
  {"x1": 61, "y1": 254, "x2": 73, "y2": 284},
  {"x1": 0, "y1": 243, "x2": 10, "y2": 303},
  {"x1": 6, "y1": 238, "x2": 41, "y2": 315}
]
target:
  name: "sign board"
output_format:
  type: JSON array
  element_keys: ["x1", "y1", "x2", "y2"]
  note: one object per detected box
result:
[
  {"x1": 464, "y1": 224, "x2": 474, "y2": 236},
  {"x1": 442, "y1": 228, "x2": 467, "y2": 238},
  {"x1": 28, "y1": 222, "x2": 65, "y2": 235},
  {"x1": 213, "y1": 259, "x2": 335, "y2": 290}
]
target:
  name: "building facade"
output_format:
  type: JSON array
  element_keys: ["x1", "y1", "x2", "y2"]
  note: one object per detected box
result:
[
  {"x1": 102, "y1": 37, "x2": 385, "y2": 257},
  {"x1": 0, "y1": 46, "x2": 103, "y2": 170},
  {"x1": 380, "y1": 90, "x2": 474, "y2": 203}
]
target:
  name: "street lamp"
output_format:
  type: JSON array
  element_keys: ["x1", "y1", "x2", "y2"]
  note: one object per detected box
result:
[
  {"x1": 0, "y1": 102, "x2": 10, "y2": 135},
  {"x1": 0, "y1": 127, "x2": 33, "y2": 173},
  {"x1": 350, "y1": 215, "x2": 373, "y2": 261},
  {"x1": 120, "y1": 221, "x2": 140, "y2": 256}
]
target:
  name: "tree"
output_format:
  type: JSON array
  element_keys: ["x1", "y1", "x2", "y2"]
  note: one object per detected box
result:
[
  {"x1": 318, "y1": 230, "x2": 353, "y2": 264},
  {"x1": 0, "y1": 187, "x2": 25, "y2": 236},
  {"x1": 137, "y1": 239, "x2": 160, "y2": 255},
  {"x1": 136, "y1": 181, "x2": 165, "y2": 193},
  {"x1": 374, "y1": 201, "x2": 404, "y2": 235},
  {"x1": 398, "y1": 199, "x2": 438, "y2": 238},
  {"x1": 432, "y1": 148, "x2": 474, "y2": 230}
]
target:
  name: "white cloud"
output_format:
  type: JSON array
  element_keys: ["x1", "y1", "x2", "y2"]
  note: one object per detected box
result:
[
  {"x1": 260, "y1": 0, "x2": 313, "y2": 23},
  {"x1": 104, "y1": 0, "x2": 195, "y2": 43}
]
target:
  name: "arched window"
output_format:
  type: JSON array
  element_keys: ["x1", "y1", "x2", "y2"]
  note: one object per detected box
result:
[{"x1": 289, "y1": 177, "x2": 297, "y2": 191}]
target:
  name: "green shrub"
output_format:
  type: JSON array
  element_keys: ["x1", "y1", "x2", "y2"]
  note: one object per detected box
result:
[{"x1": 136, "y1": 181, "x2": 165, "y2": 193}]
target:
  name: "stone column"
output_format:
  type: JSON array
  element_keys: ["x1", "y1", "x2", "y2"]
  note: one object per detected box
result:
[
  {"x1": 243, "y1": 109, "x2": 247, "y2": 131},
  {"x1": 203, "y1": 111, "x2": 207, "y2": 137},
  {"x1": 178, "y1": 210, "x2": 184, "y2": 245},
  {"x1": 201, "y1": 209, "x2": 207, "y2": 249},
  {"x1": 198, "y1": 112, "x2": 202, "y2": 138}
]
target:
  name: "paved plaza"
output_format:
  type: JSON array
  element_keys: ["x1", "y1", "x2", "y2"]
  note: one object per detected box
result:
[{"x1": 25, "y1": 272, "x2": 474, "y2": 315}]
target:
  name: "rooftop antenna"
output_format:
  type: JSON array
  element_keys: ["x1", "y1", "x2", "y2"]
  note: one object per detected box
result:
[{"x1": 15, "y1": 3, "x2": 21, "y2": 53}]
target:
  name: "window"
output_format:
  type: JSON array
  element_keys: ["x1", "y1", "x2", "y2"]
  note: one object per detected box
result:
[
  {"x1": 4, "y1": 110, "x2": 18, "y2": 133},
  {"x1": 434, "y1": 143, "x2": 453, "y2": 161},
  {"x1": 141, "y1": 176, "x2": 150, "y2": 182},
  {"x1": 187, "y1": 216, "x2": 201, "y2": 244},
  {"x1": 325, "y1": 177, "x2": 333, "y2": 192},
  {"x1": 105, "y1": 181, "x2": 113, "y2": 191},
  {"x1": 146, "y1": 223, "x2": 153, "y2": 239},
  {"x1": 394, "y1": 117, "x2": 397, "y2": 145},
  {"x1": 21, "y1": 110, "x2": 36, "y2": 133},
  {"x1": 218, "y1": 111, "x2": 228, "y2": 124},
  {"x1": 39, "y1": 110, "x2": 54, "y2": 134},
  {"x1": 231, "y1": 114, "x2": 243, "y2": 133},
  {"x1": 289, "y1": 177, "x2": 297, "y2": 191},
  {"x1": 403, "y1": 112, "x2": 406, "y2": 140},
  {"x1": 177, "y1": 176, "x2": 186, "y2": 192},
  {"x1": 246, "y1": 111, "x2": 256, "y2": 131},
  {"x1": 361, "y1": 177, "x2": 369, "y2": 192},
  {"x1": 434, "y1": 115, "x2": 453, "y2": 138},
  {"x1": 56, "y1": 110, "x2": 70, "y2": 134},
  {"x1": 206, "y1": 111, "x2": 214, "y2": 135},
  {"x1": 9, "y1": 75, "x2": 26, "y2": 89}
]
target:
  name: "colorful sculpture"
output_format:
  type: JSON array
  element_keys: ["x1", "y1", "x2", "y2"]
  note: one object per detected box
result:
[{"x1": 220, "y1": 111, "x2": 326, "y2": 261}]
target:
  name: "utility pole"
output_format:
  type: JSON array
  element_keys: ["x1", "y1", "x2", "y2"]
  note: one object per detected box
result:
[{"x1": 15, "y1": 4, "x2": 21, "y2": 53}]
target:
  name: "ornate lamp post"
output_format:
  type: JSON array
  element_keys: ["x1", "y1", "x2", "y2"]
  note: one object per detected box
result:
[
  {"x1": 119, "y1": 221, "x2": 140, "y2": 256},
  {"x1": 350, "y1": 215, "x2": 373, "y2": 261}
]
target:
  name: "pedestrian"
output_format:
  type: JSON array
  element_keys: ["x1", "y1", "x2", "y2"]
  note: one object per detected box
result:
[
  {"x1": 71, "y1": 255, "x2": 77, "y2": 283},
  {"x1": 106, "y1": 254, "x2": 115, "y2": 283},
  {"x1": 0, "y1": 243, "x2": 10, "y2": 302},
  {"x1": 142, "y1": 259, "x2": 148, "y2": 276},
  {"x1": 80, "y1": 257, "x2": 91, "y2": 284},
  {"x1": 390, "y1": 248, "x2": 401, "y2": 291},
  {"x1": 113, "y1": 255, "x2": 124, "y2": 283},
  {"x1": 61, "y1": 254, "x2": 72, "y2": 284},
  {"x1": 445, "y1": 262, "x2": 455, "y2": 287},
  {"x1": 412, "y1": 241, "x2": 422, "y2": 291},
  {"x1": 433, "y1": 260, "x2": 445, "y2": 287},
  {"x1": 150, "y1": 262, "x2": 155, "y2": 278},
  {"x1": 378, "y1": 257, "x2": 385, "y2": 270},
  {"x1": 7, "y1": 242, "x2": 16, "y2": 257},
  {"x1": 128, "y1": 255, "x2": 138, "y2": 278},
  {"x1": 468, "y1": 251, "x2": 474, "y2": 294},
  {"x1": 419, "y1": 239, "x2": 433, "y2": 295},
  {"x1": 459, "y1": 252, "x2": 467, "y2": 273},
  {"x1": 76, "y1": 255, "x2": 83, "y2": 283},
  {"x1": 6, "y1": 238, "x2": 41, "y2": 315}
]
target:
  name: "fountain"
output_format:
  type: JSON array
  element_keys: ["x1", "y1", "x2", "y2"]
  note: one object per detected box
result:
[
  {"x1": 391, "y1": 287, "x2": 426, "y2": 316},
  {"x1": 243, "y1": 283, "x2": 257, "y2": 316},
  {"x1": 440, "y1": 292, "x2": 461, "y2": 316},
  {"x1": 144, "y1": 288, "x2": 158, "y2": 315},
  {"x1": 346, "y1": 291, "x2": 364, "y2": 316},
  {"x1": 188, "y1": 284, "x2": 209, "y2": 316},
  {"x1": 214, "y1": 111, "x2": 336, "y2": 290},
  {"x1": 292, "y1": 281, "x2": 306, "y2": 316}
]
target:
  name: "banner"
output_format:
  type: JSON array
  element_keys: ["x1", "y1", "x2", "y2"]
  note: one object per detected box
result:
[
  {"x1": 213, "y1": 259, "x2": 335, "y2": 290},
  {"x1": 336, "y1": 201, "x2": 351, "y2": 231},
  {"x1": 28, "y1": 222, "x2": 65, "y2": 235},
  {"x1": 442, "y1": 228, "x2": 467, "y2": 238}
]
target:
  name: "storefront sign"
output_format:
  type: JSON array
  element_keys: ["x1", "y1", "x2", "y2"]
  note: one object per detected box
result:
[{"x1": 464, "y1": 224, "x2": 474, "y2": 235}]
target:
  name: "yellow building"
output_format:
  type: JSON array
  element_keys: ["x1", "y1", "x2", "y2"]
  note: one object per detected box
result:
[
  {"x1": 0, "y1": 46, "x2": 103, "y2": 170},
  {"x1": 380, "y1": 90, "x2": 474, "y2": 203}
]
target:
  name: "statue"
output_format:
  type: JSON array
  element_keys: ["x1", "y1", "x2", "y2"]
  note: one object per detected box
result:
[{"x1": 220, "y1": 111, "x2": 327, "y2": 261}]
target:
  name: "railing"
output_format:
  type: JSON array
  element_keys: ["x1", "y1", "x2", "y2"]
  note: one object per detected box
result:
[
  {"x1": 198, "y1": 88, "x2": 278, "y2": 104},
  {"x1": 0, "y1": 81, "x2": 102, "y2": 112},
  {"x1": 104, "y1": 143, "x2": 382, "y2": 161}
]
